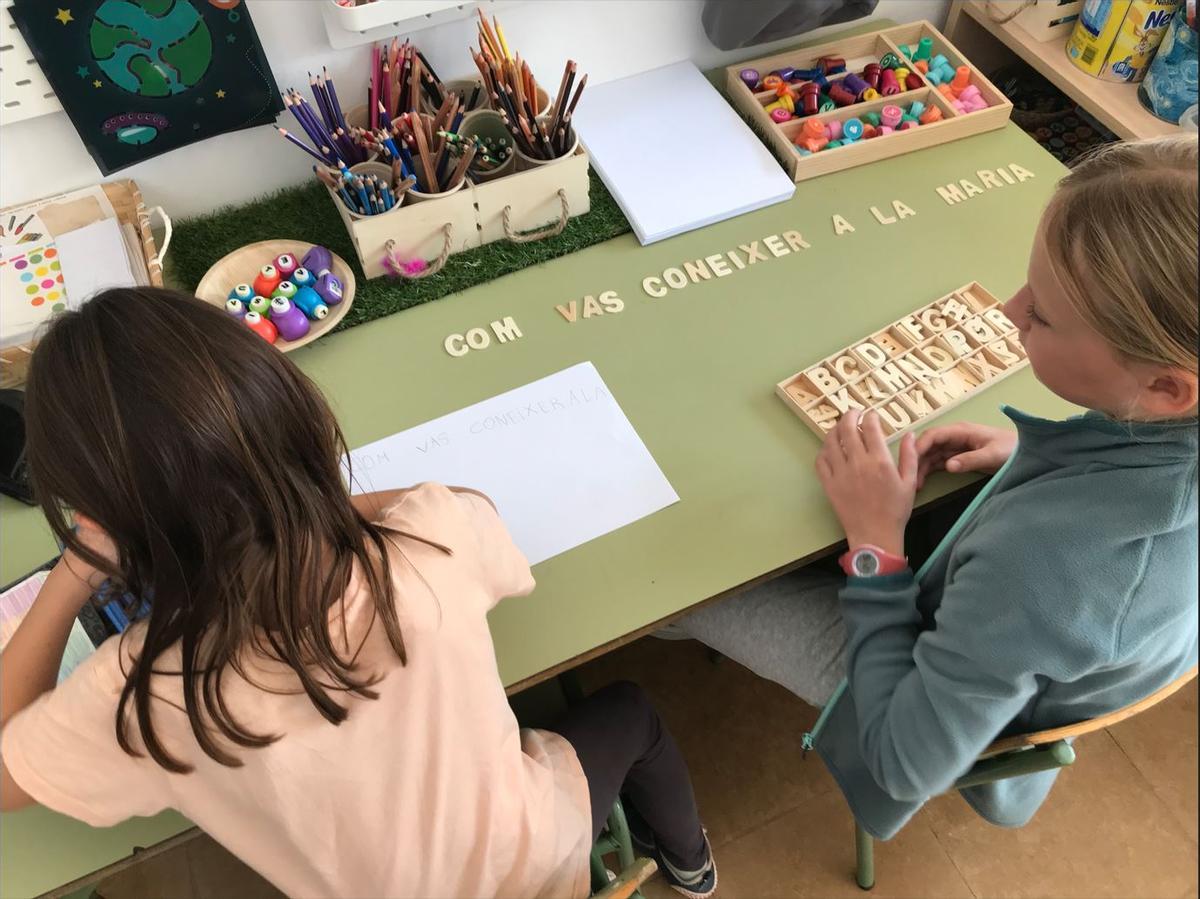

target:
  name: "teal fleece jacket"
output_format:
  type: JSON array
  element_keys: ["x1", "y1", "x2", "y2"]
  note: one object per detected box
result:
[{"x1": 813, "y1": 407, "x2": 1198, "y2": 839}]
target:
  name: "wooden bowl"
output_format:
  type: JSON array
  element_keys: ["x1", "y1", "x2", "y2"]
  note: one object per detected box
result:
[{"x1": 194, "y1": 239, "x2": 356, "y2": 352}]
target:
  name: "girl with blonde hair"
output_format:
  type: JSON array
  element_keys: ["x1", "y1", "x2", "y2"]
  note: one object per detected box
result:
[{"x1": 667, "y1": 135, "x2": 1198, "y2": 839}]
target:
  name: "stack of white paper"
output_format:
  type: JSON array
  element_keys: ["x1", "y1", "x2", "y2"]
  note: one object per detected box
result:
[{"x1": 573, "y1": 62, "x2": 796, "y2": 244}]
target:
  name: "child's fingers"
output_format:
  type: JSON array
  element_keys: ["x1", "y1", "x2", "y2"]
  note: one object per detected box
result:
[
  {"x1": 898, "y1": 433, "x2": 919, "y2": 485},
  {"x1": 945, "y1": 449, "x2": 993, "y2": 474}
]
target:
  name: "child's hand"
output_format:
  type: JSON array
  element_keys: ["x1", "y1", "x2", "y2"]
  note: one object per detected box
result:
[
  {"x1": 63, "y1": 514, "x2": 119, "y2": 591},
  {"x1": 815, "y1": 409, "x2": 917, "y2": 557},
  {"x1": 914, "y1": 423, "x2": 1017, "y2": 488}
]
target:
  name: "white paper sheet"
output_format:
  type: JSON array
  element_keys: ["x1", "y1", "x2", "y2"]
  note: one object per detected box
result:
[
  {"x1": 1, "y1": 571, "x2": 96, "y2": 684},
  {"x1": 54, "y1": 218, "x2": 137, "y2": 309},
  {"x1": 573, "y1": 62, "x2": 796, "y2": 244},
  {"x1": 346, "y1": 362, "x2": 679, "y2": 565}
]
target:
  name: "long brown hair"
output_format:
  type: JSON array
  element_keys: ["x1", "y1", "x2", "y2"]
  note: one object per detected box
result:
[{"x1": 25, "y1": 287, "x2": 405, "y2": 772}]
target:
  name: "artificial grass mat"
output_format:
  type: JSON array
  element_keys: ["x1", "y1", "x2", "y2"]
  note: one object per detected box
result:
[{"x1": 170, "y1": 169, "x2": 632, "y2": 331}]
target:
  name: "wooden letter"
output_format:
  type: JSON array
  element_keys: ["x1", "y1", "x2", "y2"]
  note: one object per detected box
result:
[
  {"x1": 875, "y1": 331, "x2": 908, "y2": 357},
  {"x1": 1010, "y1": 163, "x2": 1036, "y2": 182},
  {"x1": 924, "y1": 366, "x2": 981, "y2": 405},
  {"x1": 875, "y1": 399, "x2": 913, "y2": 432},
  {"x1": 893, "y1": 200, "x2": 917, "y2": 219},
  {"x1": 643, "y1": 276, "x2": 667, "y2": 298},
  {"x1": 727, "y1": 249, "x2": 747, "y2": 270},
  {"x1": 808, "y1": 402, "x2": 840, "y2": 423},
  {"x1": 875, "y1": 362, "x2": 913, "y2": 393},
  {"x1": 555, "y1": 301, "x2": 578, "y2": 322},
  {"x1": 806, "y1": 365, "x2": 842, "y2": 393},
  {"x1": 983, "y1": 307, "x2": 1016, "y2": 333},
  {"x1": 894, "y1": 315, "x2": 926, "y2": 344},
  {"x1": 961, "y1": 316, "x2": 998, "y2": 344},
  {"x1": 706, "y1": 254, "x2": 733, "y2": 277},
  {"x1": 997, "y1": 166, "x2": 1017, "y2": 185},
  {"x1": 829, "y1": 385, "x2": 867, "y2": 414},
  {"x1": 916, "y1": 343, "x2": 956, "y2": 371},
  {"x1": 959, "y1": 178, "x2": 985, "y2": 198},
  {"x1": 963, "y1": 351, "x2": 1003, "y2": 381},
  {"x1": 858, "y1": 373, "x2": 892, "y2": 402},
  {"x1": 896, "y1": 353, "x2": 936, "y2": 383},
  {"x1": 977, "y1": 169, "x2": 1003, "y2": 189},
  {"x1": 465, "y1": 327, "x2": 491, "y2": 350},
  {"x1": 582, "y1": 295, "x2": 604, "y2": 318},
  {"x1": 444, "y1": 333, "x2": 469, "y2": 357},
  {"x1": 831, "y1": 354, "x2": 862, "y2": 381},
  {"x1": 918, "y1": 307, "x2": 948, "y2": 333},
  {"x1": 599, "y1": 290, "x2": 625, "y2": 313},
  {"x1": 663, "y1": 267, "x2": 688, "y2": 289},
  {"x1": 786, "y1": 381, "x2": 821, "y2": 407},
  {"x1": 870, "y1": 205, "x2": 898, "y2": 225},
  {"x1": 763, "y1": 235, "x2": 789, "y2": 258},
  {"x1": 937, "y1": 296, "x2": 972, "y2": 323},
  {"x1": 739, "y1": 241, "x2": 768, "y2": 263},
  {"x1": 783, "y1": 230, "x2": 811, "y2": 251},
  {"x1": 853, "y1": 341, "x2": 889, "y2": 369},
  {"x1": 985, "y1": 339, "x2": 1021, "y2": 368},
  {"x1": 937, "y1": 182, "x2": 968, "y2": 205},
  {"x1": 491, "y1": 316, "x2": 522, "y2": 342},
  {"x1": 938, "y1": 329, "x2": 974, "y2": 359},
  {"x1": 832, "y1": 215, "x2": 856, "y2": 235},
  {"x1": 898, "y1": 385, "x2": 939, "y2": 419},
  {"x1": 684, "y1": 259, "x2": 713, "y2": 283}
]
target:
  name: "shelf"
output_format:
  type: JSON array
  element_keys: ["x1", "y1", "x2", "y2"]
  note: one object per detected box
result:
[{"x1": 949, "y1": 0, "x2": 1181, "y2": 141}]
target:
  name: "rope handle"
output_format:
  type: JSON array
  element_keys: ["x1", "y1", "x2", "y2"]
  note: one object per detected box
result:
[
  {"x1": 985, "y1": 0, "x2": 1035, "y2": 24},
  {"x1": 502, "y1": 190, "x2": 570, "y2": 243},
  {"x1": 384, "y1": 224, "x2": 454, "y2": 279}
]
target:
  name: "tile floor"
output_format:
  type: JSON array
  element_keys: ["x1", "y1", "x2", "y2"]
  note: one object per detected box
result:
[{"x1": 94, "y1": 637, "x2": 1197, "y2": 899}]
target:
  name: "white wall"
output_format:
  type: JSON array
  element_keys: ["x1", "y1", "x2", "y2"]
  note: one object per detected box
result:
[{"x1": 0, "y1": 0, "x2": 947, "y2": 219}]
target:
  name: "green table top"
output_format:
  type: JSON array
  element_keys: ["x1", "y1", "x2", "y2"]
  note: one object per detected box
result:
[{"x1": 0, "y1": 122, "x2": 1074, "y2": 898}]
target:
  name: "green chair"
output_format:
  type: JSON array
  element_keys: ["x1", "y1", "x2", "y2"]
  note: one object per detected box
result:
[
  {"x1": 591, "y1": 798, "x2": 650, "y2": 898},
  {"x1": 852, "y1": 665, "x2": 1198, "y2": 890}
]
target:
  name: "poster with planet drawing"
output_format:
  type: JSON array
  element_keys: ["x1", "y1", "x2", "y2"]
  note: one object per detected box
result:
[{"x1": 11, "y1": 0, "x2": 282, "y2": 174}]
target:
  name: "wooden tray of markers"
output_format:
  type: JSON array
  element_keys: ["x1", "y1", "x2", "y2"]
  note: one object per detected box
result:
[
  {"x1": 777, "y1": 282, "x2": 1027, "y2": 440},
  {"x1": 725, "y1": 21, "x2": 1013, "y2": 182}
]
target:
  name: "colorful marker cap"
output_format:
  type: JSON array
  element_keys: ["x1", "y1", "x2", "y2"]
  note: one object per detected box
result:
[
  {"x1": 842, "y1": 118, "x2": 864, "y2": 141},
  {"x1": 881, "y1": 104, "x2": 903, "y2": 128},
  {"x1": 740, "y1": 68, "x2": 761, "y2": 90}
]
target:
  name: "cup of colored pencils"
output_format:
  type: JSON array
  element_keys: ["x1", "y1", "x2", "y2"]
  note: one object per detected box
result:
[
  {"x1": 370, "y1": 37, "x2": 447, "y2": 125},
  {"x1": 276, "y1": 69, "x2": 373, "y2": 167},
  {"x1": 470, "y1": 10, "x2": 586, "y2": 166},
  {"x1": 314, "y1": 161, "x2": 414, "y2": 219},
  {"x1": 355, "y1": 94, "x2": 476, "y2": 197},
  {"x1": 457, "y1": 111, "x2": 516, "y2": 182}
]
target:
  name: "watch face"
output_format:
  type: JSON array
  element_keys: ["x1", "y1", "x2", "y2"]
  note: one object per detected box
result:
[{"x1": 853, "y1": 550, "x2": 880, "y2": 577}]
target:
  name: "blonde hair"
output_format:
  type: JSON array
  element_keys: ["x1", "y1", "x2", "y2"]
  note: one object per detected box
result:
[{"x1": 1043, "y1": 135, "x2": 1198, "y2": 375}]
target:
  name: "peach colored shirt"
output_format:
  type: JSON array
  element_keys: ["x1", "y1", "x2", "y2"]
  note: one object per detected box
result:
[{"x1": 2, "y1": 484, "x2": 591, "y2": 898}]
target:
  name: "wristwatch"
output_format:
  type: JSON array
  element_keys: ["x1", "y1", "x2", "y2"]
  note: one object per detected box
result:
[{"x1": 839, "y1": 545, "x2": 908, "y2": 578}]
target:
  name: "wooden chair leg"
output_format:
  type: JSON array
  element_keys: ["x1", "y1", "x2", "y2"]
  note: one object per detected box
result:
[{"x1": 855, "y1": 822, "x2": 875, "y2": 890}]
